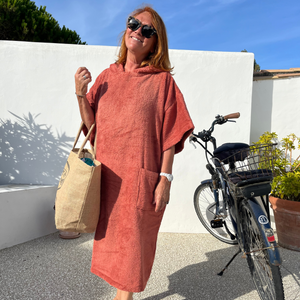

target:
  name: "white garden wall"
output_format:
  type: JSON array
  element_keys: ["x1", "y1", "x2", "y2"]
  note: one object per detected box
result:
[
  {"x1": 0, "y1": 185, "x2": 57, "y2": 249},
  {"x1": 251, "y1": 76, "x2": 300, "y2": 143},
  {"x1": 0, "y1": 41, "x2": 254, "y2": 239}
]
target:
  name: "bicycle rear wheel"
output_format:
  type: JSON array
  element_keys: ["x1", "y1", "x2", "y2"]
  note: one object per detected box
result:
[
  {"x1": 194, "y1": 183, "x2": 237, "y2": 245},
  {"x1": 239, "y1": 200, "x2": 284, "y2": 300}
]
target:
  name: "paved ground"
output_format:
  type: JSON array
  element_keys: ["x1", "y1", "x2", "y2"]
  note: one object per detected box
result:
[{"x1": 0, "y1": 232, "x2": 299, "y2": 300}]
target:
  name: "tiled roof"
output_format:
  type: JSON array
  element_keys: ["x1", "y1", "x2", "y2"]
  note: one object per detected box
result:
[{"x1": 253, "y1": 68, "x2": 300, "y2": 80}]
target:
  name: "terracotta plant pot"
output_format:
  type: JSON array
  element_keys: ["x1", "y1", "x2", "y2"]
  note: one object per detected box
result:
[{"x1": 269, "y1": 196, "x2": 300, "y2": 252}]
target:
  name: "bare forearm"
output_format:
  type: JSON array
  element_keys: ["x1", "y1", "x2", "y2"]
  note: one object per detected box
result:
[
  {"x1": 75, "y1": 67, "x2": 94, "y2": 129},
  {"x1": 160, "y1": 146, "x2": 175, "y2": 174},
  {"x1": 76, "y1": 95, "x2": 95, "y2": 130},
  {"x1": 153, "y1": 146, "x2": 175, "y2": 212}
]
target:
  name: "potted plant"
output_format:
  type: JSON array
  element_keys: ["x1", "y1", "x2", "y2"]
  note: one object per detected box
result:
[{"x1": 254, "y1": 132, "x2": 300, "y2": 251}]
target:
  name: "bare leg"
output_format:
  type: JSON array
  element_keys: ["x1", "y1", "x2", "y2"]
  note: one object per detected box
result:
[{"x1": 114, "y1": 289, "x2": 133, "y2": 300}]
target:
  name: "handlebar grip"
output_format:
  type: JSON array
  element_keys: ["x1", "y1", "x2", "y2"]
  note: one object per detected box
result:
[{"x1": 224, "y1": 112, "x2": 240, "y2": 120}]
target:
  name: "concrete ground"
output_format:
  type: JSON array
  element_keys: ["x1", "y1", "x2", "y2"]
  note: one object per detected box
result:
[{"x1": 0, "y1": 232, "x2": 299, "y2": 300}]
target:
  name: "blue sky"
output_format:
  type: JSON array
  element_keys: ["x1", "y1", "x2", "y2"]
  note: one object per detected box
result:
[{"x1": 33, "y1": 0, "x2": 300, "y2": 70}]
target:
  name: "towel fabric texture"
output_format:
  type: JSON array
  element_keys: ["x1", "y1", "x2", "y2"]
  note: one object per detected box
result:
[{"x1": 85, "y1": 63, "x2": 194, "y2": 292}]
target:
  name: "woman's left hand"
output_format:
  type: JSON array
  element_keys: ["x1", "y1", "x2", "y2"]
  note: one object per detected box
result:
[{"x1": 153, "y1": 176, "x2": 171, "y2": 212}]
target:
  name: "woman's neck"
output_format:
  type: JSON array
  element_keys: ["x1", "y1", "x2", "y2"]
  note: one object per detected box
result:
[
  {"x1": 124, "y1": 52, "x2": 146, "y2": 72},
  {"x1": 124, "y1": 61, "x2": 140, "y2": 72}
]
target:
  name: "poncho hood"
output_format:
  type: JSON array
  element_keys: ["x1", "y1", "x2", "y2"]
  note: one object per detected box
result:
[{"x1": 110, "y1": 63, "x2": 167, "y2": 75}]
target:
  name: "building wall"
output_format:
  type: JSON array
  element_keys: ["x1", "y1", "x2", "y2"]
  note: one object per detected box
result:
[
  {"x1": 251, "y1": 76, "x2": 300, "y2": 147},
  {"x1": 0, "y1": 41, "x2": 254, "y2": 233}
]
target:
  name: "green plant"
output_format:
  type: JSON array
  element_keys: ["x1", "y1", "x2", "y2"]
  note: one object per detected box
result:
[
  {"x1": 254, "y1": 132, "x2": 300, "y2": 202},
  {"x1": 0, "y1": 0, "x2": 86, "y2": 44}
]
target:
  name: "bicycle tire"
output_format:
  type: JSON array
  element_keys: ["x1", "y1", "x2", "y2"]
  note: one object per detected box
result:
[
  {"x1": 194, "y1": 183, "x2": 237, "y2": 245},
  {"x1": 239, "y1": 200, "x2": 284, "y2": 300}
]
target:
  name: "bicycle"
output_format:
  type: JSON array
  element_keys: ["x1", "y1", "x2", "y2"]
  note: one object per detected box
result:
[{"x1": 190, "y1": 113, "x2": 284, "y2": 300}]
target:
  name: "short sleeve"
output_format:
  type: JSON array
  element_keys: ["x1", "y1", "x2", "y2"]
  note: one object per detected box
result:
[{"x1": 162, "y1": 77, "x2": 194, "y2": 154}]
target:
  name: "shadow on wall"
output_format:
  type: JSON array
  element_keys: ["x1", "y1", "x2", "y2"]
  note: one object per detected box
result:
[{"x1": 0, "y1": 111, "x2": 74, "y2": 185}]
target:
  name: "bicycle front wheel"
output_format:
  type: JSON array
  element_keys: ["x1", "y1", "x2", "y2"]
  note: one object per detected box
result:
[
  {"x1": 239, "y1": 200, "x2": 284, "y2": 300},
  {"x1": 194, "y1": 183, "x2": 237, "y2": 245}
]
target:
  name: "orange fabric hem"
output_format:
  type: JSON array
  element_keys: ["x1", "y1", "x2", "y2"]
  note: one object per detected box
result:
[
  {"x1": 163, "y1": 126, "x2": 194, "y2": 154},
  {"x1": 90, "y1": 267, "x2": 145, "y2": 293}
]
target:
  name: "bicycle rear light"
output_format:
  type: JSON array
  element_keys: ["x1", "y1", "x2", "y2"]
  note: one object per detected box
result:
[{"x1": 265, "y1": 228, "x2": 276, "y2": 243}]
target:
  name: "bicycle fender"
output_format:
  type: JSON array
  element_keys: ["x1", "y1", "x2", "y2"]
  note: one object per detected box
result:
[
  {"x1": 247, "y1": 198, "x2": 282, "y2": 266},
  {"x1": 201, "y1": 179, "x2": 212, "y2": 185}
]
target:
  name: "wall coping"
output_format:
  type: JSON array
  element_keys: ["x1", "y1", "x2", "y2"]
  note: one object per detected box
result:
[{"x1": 0, "y1": 184, "x2": 56, "y2": 193}]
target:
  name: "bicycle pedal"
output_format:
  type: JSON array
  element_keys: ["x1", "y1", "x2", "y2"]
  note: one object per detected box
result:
[{"x1": 211, "y1": 219, "x2": 223, "y2": 228}]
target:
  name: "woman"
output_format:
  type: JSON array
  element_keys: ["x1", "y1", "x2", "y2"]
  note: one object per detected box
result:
[{"x1": 75, "y1": 6, "x2": 194, "y2": 300}]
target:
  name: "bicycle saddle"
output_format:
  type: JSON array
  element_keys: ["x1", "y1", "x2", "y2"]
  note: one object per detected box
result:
[{"x1": 213, "y1": 143, "x2": 249, "y2": 164}]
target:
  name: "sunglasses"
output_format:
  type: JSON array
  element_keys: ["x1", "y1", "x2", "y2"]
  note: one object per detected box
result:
[{"x1": 127, "y1": 16, "x2": 157, "y2": 39}]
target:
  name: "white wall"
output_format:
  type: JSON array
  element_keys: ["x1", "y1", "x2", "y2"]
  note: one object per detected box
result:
[
  {"x1": 0, "y1": 185, "x2": 57, "y2": 249},
  {"x1": 0, "y1": 41, "x2": 254, "y2": 233},
  {"x1": 251, "y1": 76, "x2": 300, "y2": 143}
]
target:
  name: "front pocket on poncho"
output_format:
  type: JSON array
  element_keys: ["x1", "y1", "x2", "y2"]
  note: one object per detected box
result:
[{"x1": 137, "y1": 168, "x2": 159, "y2": 211}]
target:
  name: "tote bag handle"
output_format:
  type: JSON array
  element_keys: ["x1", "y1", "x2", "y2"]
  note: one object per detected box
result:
[{"x1": 72, "y1": 122, "x2": 96, "y2": 157}]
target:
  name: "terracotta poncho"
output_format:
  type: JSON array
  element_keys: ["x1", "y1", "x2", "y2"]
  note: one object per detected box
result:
[{"x1": 86, "y1": 63, "x2": 194, "y2": 292}]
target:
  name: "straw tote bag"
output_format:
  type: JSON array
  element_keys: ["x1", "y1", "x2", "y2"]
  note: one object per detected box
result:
[{"x1": 55, "y1": 122, "x2": 101, "y2": 233}]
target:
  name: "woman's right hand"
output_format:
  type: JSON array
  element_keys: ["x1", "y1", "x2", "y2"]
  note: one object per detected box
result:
[{"x1": 75, "y1": 67, "x2": 92, "y2": 96}]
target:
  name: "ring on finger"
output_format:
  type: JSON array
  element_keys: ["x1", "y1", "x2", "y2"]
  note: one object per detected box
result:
[{"x1": 83, "y1": 75, "x2": 87, "y2": 80}]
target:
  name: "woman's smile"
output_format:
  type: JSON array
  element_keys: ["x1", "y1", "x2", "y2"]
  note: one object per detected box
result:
[{"x1": 131, "y1": 36, "x2": 143, "y2": 43}]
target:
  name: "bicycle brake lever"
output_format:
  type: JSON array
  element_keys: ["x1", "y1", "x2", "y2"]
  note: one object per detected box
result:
[
  {"x1": 191, "y1": 141, "x2": 197, "y2": 149},
  {"x1": 189, "y1": 135, "x2": 197, "y2": 149}
]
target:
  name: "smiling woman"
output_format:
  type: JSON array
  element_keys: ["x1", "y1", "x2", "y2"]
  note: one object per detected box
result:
[{"x1": 74, "y1": 5, "x2": 194, "y2": 300}]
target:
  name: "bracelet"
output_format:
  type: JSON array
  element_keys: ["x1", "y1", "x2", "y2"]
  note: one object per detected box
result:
[{"x1": 75, "y1": 92, "x2": 86, "y2": 98}]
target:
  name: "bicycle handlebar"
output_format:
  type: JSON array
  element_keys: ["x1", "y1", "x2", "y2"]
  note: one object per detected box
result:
[
  {"x1": 190, "y1": 112, "x2": 241, "y2": 144},
  {"x1": 224, "y1": 112, "x2": 240, "y2": 120}
]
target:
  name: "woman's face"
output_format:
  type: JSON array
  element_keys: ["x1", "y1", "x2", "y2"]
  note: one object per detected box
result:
[{"x1": 125, "y1": 12, "x2": 157, "y2": 61}]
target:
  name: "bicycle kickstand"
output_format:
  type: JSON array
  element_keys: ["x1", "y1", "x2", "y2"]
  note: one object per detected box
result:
[{"x1": 217, "y1": 248, "x2": 241, "y2": 276}]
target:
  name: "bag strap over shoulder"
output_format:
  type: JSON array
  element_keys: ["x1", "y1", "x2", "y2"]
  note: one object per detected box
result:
[{"x1": 73, "y1": 122, "x2": 96, "y2": 157}]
